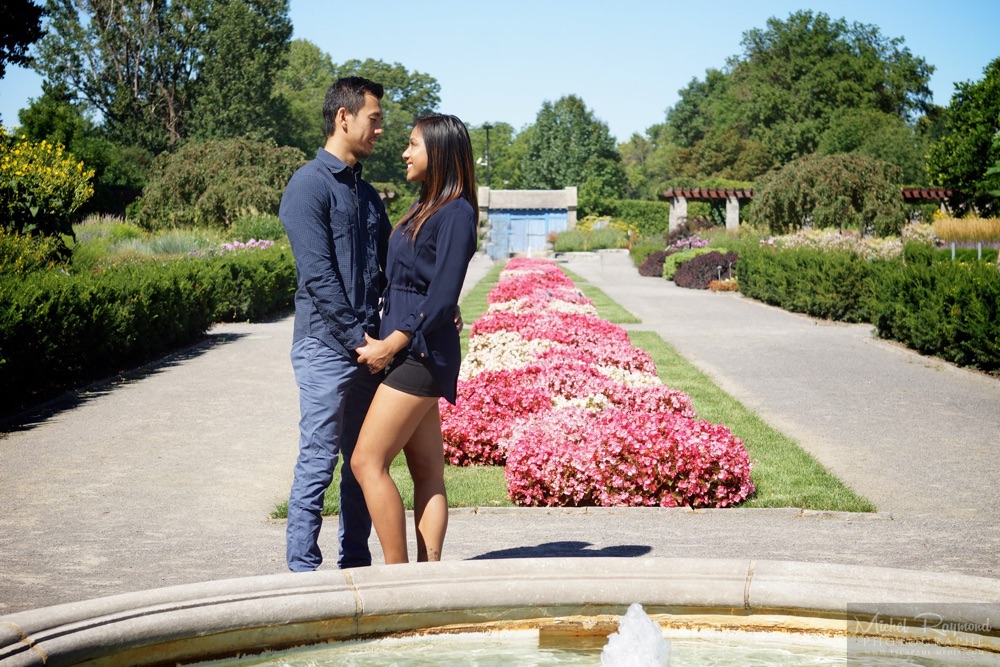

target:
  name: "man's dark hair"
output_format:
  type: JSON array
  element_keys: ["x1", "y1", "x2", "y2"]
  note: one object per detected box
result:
[{"x1": 323, "y1": 77, "x2": 384, "y2": 137}]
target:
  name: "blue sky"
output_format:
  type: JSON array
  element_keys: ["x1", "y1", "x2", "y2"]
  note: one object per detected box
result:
[{"x1": 1, "y1": 0, "x2": 998, "y2": 141}]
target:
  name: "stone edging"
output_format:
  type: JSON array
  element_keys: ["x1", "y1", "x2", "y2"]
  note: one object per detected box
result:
[{"x1": 1, "y1": 558, "x2": 997, "y2": 665}]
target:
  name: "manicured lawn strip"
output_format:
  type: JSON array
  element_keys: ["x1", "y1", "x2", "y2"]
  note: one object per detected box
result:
[{"x1": 626, "y1": 330, "x2": 876, "y2": 512}]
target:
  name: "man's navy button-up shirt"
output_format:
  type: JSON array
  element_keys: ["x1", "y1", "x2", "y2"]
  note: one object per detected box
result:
[{"x1": 279, "y1": 148, "x2": 392, "y2": 357}]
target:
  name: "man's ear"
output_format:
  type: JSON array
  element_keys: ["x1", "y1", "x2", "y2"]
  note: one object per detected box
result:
[{"x1": 337, "y1": 107, "x2": 350, "y2": 133}]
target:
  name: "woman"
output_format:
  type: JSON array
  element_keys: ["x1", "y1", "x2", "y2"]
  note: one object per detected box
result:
[{"x1": 352, "y1": 114, "x2": 478, "y2": 564}]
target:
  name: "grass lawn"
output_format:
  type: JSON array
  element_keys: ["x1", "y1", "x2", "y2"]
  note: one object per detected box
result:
[{"x1": 272, "y1": 260, "x2": 874, "y2": 518}]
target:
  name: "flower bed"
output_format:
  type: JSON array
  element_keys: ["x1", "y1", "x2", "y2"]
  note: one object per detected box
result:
[{"x1": 441, "y1": 257, "x2": 755, "y2": 508}]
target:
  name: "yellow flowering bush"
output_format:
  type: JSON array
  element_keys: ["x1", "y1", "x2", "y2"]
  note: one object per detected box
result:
[{"x1": 0, "y1": 127, "x2": 95, "y2": 237}]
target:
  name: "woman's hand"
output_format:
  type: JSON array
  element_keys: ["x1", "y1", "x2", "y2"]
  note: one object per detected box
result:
[{"x1": 357, "y1": 331, "x2": 411, "y2": 374}]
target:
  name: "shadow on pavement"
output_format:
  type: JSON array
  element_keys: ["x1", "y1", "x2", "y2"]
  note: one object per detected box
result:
[
  {"x1": 0, "y1": 331, "x2": 248, "y2": 435},
  {"x1": 469, "y1": 540, "x2": 652, "y2": 560}
]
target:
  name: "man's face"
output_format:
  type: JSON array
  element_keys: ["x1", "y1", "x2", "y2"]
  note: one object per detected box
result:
[{"x1": 345, "y1": 93, "x2": 383, "y2": 160}]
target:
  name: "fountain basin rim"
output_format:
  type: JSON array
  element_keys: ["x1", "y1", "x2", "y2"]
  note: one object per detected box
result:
[{"x1": 1, "y1": 557, "x2": 998, "y2": 666}]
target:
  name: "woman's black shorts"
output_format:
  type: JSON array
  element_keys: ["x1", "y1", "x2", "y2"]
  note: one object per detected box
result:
[{"x1": 382, "y1": 356, "x2": 441, "y2": 398}]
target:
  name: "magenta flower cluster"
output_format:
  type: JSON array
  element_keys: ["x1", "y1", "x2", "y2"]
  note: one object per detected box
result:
[{"x1": 441, "y1": 257, "x2": 755, "y2": 508}]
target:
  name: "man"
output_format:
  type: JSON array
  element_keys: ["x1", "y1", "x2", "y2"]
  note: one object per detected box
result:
[{"x1": 279, "y1": 76, "x2": 392, "y2": 571}]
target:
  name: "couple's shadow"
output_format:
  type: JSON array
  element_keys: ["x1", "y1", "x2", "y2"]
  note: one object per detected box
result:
[{"x1": 469, "y1": 540, "x2": 651, "y2": 560}]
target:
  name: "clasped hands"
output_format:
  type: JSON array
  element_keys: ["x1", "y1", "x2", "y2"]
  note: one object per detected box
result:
[{"x1": 356, "y1": 307, "x2": 463, "y2": 374}]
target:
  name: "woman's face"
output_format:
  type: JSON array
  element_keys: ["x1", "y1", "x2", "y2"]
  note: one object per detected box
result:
[{"x1": 402, "y1": 126, "x2": 428, "y2": 183}]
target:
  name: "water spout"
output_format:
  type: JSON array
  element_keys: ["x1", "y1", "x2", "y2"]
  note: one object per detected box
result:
[{"x1": 601, "y1": 602, "x2": 671, "y2": 666}]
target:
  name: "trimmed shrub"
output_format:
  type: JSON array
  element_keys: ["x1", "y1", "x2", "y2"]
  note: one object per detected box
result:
[
  {"x1": 132, "y1": 138, "x2": 305, "y2": 231},
  {"x1": 674, "y1": 251, "x2": 739, "y2": 290},
  {"x1": 0, "y1": 245, "x2": 295, "y2": 413},
  {"x1": 589, "y1": 199, "x2": 671, "y2": 237},
  {"x1": 872, "y1": 261, "x2": 1000, "y2": 373},
  {"x1": 638, "y1": 250, "x2": 667, "y2": 277},
  {"x1": 737, "y1": 245, "x2": 877, "y2": 322},
  {"x1": 662, "y1": 246, "x2": 716, "y2": 280}
]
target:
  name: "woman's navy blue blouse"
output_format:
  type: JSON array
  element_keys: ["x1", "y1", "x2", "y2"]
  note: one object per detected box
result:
[{"x1": 380, "y1": 197, "x2": 477, "y2": 404}]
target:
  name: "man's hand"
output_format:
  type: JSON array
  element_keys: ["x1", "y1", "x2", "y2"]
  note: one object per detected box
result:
[{"x1": 453, "y1": 305, "x2": 463, "y2": 333}]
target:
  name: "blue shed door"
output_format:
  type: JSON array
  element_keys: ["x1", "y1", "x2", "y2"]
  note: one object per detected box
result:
[{"x1": 486, "y1": 209, "x2": 569, "y2": 259}]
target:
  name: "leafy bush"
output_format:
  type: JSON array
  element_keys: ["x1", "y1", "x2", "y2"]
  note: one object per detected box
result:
[
  {"x1": 0, "y1": 127, "x2": 94, "y2": 237},
  {"x1": 552, "y1": 229, "x2": 587, "y2": 252},
  {"x1": 750, "y1": 153, "x2": 906, "y2": 237},
  {"x1": 133, "y1": 137, "x2": 305, "y2": 231},
  {"x1": 674, "y1": 251, "x2": 739, "y2": 289},
  {"x1": 0, "y1": 227, "x2": 66, "y2": 276},
  {"x1": 230, "y1": 212, "x2": 287, "y2": 242},
  {"x1": 662, "y1": 247, "x2": 716, "y2": 280},
  {"x1": 638, "y1": 250, "x2": 667, "y2": 277}
]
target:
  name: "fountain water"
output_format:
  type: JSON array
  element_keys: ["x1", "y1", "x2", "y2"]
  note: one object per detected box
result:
[{"x1": 601, "y1": 603, "x2": 671, "y2": 666}]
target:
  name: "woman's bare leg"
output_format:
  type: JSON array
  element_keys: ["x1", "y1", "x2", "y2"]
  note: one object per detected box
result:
[
  {"x1": 403, "y1": 402, "x2": 447, "y2": 561},
  {"x1": 351, "y1": 385, "x2": 438, "y2": 564}
]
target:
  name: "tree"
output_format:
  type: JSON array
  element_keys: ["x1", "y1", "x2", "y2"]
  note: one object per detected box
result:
[
  {"x1": 469, "y1": 121, "x2": 518, "y2": 189},
  {"x1": 926, "y1": 57, "x2": 1000, "y2": 215},
  {"x1": 0, "y1": 0, "x2": 44, "y2": 82},
  {"x1": 658, "y1": 10, "x2": 934, "y2": 183},
  {"x1": 817, "y1": 108, "x2": 929, "y2": 185},
  {"x1": 33, "y1": 0, "x2": 292, "y2": 153},
  {"x1": 272, "y1": 39, "x2": 337, "y2": 155},
  {"x1": 749, "y1": 153, "x2": 905, "y2": 237},
  {"x1": 729, "y1": 11, "x2": 933, "y2": 164},
  {"x1": 521, "y1": 95, "x2": 625, "y2": 211},
  {"x1": 187, "y1": 0, "x2": 292, "y2": 142}
]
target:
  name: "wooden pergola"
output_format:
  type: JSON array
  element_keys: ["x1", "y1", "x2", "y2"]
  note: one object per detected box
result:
[{"x1": 661, "y1": 187, "x2": 955, "y2": 232}]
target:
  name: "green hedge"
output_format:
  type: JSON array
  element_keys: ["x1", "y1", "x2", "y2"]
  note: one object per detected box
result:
[
  {"x1": 872, "y1": 262, "x2": 1000, "y2": 372},
  {"x1": 737, "y1": 246, "x2": 878, "y2": 322},
  {"x1": 590, "y1": 199, "x2": 671, "y2": 237},
  {"x1": 737, "y1": 244, "x2": 1000, "y2": 374},
  {"x1": 1, "y1": 246, "x2": 295, "y2": 413}
]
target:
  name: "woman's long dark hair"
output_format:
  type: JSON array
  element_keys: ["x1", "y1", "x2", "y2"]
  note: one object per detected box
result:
[{"x1": 396, "y1": 114, "x2": 478, "y2": 240}]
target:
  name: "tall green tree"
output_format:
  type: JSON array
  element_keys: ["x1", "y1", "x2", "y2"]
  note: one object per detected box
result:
[
  {"x1": 187, "y1": 0, "x2": 291, "y2": 142},
  {"x1": 657, "y1": 10, "x2": 933, "y2": 184},
  {"x1": 33, "y1": 0, "x2": 291, "y2": 152},
  {"x1": 522, "y1": 95, "x2": 625, "y2": 211},
  {"x1": 272, "y1": 38, "x2": 337, "y2": 155},
  {"x1": 0, "y1": 0, "x2": 44, "y2": 82},
  {"x1": 926, "y1": 57, "x2": 1000, "y2": 215},
  {"x1": 817, "y1": 108, "x2": 930, "y2": 185}
]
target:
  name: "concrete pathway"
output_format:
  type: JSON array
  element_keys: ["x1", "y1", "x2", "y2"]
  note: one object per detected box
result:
[{"x1": 1, "y1": 250, "x2": 998, "y2": 616}]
